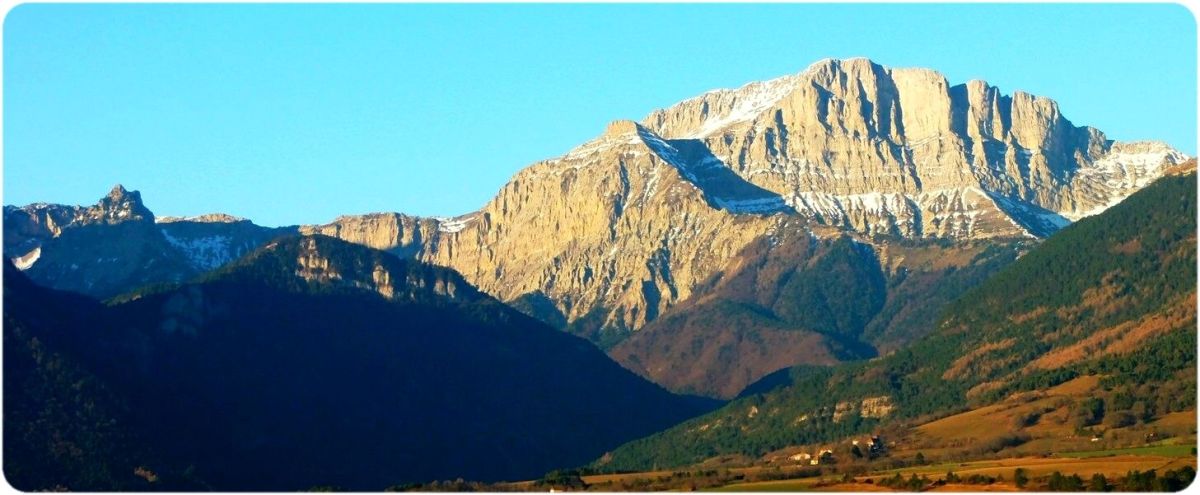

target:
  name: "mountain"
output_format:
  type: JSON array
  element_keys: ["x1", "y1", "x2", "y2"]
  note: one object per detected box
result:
[
  {"x1": 643, "y1": 59, "x2": 1187, "y2": 234},
  {"x1": 599, "y1": 167, "x2": 1196, "y2": 470},
  {"x1": 4, "y1": 185, "x2": 295, "y2": 299},
  {"x1": 308, "y1": 58, "x2": 1187, "y2": 341},
  {"x1": 3, "y1": 235, "x2": 715, "y2": 490},
  {"x1": 4, "y1": 59, "x2": 1188, "y2": 345},
  {"x1": 5, "y1": 192, "x2": 1025, "y2": 401}
]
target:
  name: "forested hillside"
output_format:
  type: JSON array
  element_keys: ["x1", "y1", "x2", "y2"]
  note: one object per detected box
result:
[{"x1": 601, "y1": 172, "x2": 1197, "y2": 470}]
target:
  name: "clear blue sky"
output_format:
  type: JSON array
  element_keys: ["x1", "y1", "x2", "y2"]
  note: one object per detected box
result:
[{"x1": 5, "y1": 3, "x2": 1196, "y2": 227}]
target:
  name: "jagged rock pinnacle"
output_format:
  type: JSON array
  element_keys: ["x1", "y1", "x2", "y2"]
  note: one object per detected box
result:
[
  {"x1": 95, "y1": 183, "x2": 153, "y2": 224},
  {"x1": 107, "y1": 184, "x2": 130, "y2": 199}
]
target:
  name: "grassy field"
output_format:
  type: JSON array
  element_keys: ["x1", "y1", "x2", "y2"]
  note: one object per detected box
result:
[
  {"x1": 902, "y1": 377, "x2": 1197, "y2": 465},
  {"x1": 714, "y1": 452, "x2": 1196, "y2": 492},
  {"x1": 1058, "y1": 444, "x2": 1196, "y2": 459},
  {"x1": 708, "y1": 479, "x2": 823, "y2": 492},
  {"x1": 709, "y1": 480, "x2": 901, "y2": 492}
]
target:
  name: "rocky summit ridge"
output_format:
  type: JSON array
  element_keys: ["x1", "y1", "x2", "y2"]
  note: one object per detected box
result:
[
  {"x1": 5, "y1": 184, "x2": 155, "y2": 254},
  {"x1": 334, "y1": 57, "x2": 1185, "y2": 336},
  {"x1": 3, "y1": 186, "x2": 294, "y2": 298},
  {"x1": 641, "y1": 57, "x2": 1187, "y2": 237},
  {"x1": 5, "y1": 58, "x2": 1190, "y2": 341}
]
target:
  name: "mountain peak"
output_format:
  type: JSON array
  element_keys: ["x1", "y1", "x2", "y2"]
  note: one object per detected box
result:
[
  {"x1": 805, "y1": 56, "x2": 881, "y2": 72},
  {"x1": 96, "y1": 184, "x2": 154, "y2": 224},
  {"x1": 107, "y1": 184, "x2": 130, "y2": 200},
  {"x1": 604, "y1": 119, "x2": 643, "y2": 137}
]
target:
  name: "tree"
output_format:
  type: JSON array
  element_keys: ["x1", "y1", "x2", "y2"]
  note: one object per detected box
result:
[
  {"x1": 906, "y1": 473, "x2": 926, "y2": 491},
  {"x1": 851, "y1": 445, "x2": 864, "y2": 459},
  {"x1": 881, "y1": 472, "x2": 904, "y2": 488},
  {"x1": 1072, "y1": 397, "x2": 1106, "y2": 430},
  {"x1": 539, "y1": 470, "x2": 587, "y2": 490},
  {"x1": 1047, "y1": 472, "x2": 1083, "y2": 491},
  {"x1": 1103, "y1": 411, "x2": 1136, "y2": 429},
  {"x1": 1013, "y1": 411, "x2": 1041, "y2": 428},
  {"x1": 1089, "y1": 473, "x2": 1109, "y2": 492},
  {"x1": 1081, "y1": 397, "x2": 1106, "y2": 425},
  {"x1": 914, "y1": 452, "x2": 926, "y2": 465},
  {"x1": 1014, "y1": 468, "x2": 1029, "y2": 488},
  {"x1": 1131, "y1": 401, "x2": 1150, "y2": 422},
  {"x1": 1123, "y1": 470, "x2": 1155, "y2": 491}
]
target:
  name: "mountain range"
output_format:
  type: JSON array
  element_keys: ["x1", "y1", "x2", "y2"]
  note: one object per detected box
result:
[
  {"x1": 3, "y1": 58, "x2": 1195, "y2": 489},
  {"x1": 5, "y1": 59, "x2": 1187, "y2": 398}
]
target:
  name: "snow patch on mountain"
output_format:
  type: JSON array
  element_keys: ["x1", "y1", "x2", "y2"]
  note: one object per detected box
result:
[
  {"x1": 986, "y1": 194, "x2": 1066, "y2": 238},
  {"x1": 563, "y1": 131, "x2": 643, "y2": 160},
  {"x1": 437, "y1": 215, "x2": 477, "y2": 234},
  {"x1": 686, "y1": 75, "x2": 801, "y2": 139},
  {"x1": 1063, "y1": 142, "x2": 1191, "y2": 221},
  {"x1": 157, "y1": 213, "x2": 247, "y2": 224},
  {"x1": 161, "y1": 229, "x2": 235, "y2": 271},
  {"x1": 712, "y1": 197, "x2": 790, "y2": 214}
]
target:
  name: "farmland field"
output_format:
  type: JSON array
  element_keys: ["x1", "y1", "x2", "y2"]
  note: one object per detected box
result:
[{"x1": 710, "y1": 452, "x2": 1196, "y2": 492}]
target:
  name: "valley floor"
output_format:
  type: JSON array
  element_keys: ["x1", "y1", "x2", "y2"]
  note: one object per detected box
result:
[
  {"x1": 711, "y1": 449, "x2": 1196, "y2": 492},
  {"x1": 491, "y1": 375, "x2": 1196, "y2": 492},
  {"x1": 496, "y1": 442, "x2": 1196, "y2": 492}
]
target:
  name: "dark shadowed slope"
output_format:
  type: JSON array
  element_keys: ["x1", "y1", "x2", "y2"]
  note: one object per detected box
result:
[
  {"x1": 4, "y1": 235, "x2": 716, "y2": 490},
  {"x1": 3, "y1": 261, "x2": 209, "y2": 490}
]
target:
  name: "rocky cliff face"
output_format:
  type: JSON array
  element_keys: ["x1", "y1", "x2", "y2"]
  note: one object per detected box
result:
[
  {"x1": 418, "y1": 122, "x2": 795, "y2": 337},
  {"x1": 236, "y1": 235, "x2": 484, "y2": 304},
  {"x1": 305, "y1": 120, "x2": 800, "y2": 339},
  {"x1": 642, "y1": 58, "x2": 1186, "y2": 238},
  {"x1": 311, "y1": 58, "x2": 1185, "y2": 338},
  {"x1": 298, "y1": 213, "x2": 436, "y2": 259}
]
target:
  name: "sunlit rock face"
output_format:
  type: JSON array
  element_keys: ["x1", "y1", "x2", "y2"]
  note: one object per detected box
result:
[
  {"x1": 643, "y1": 57, "x2": 1187, "y2": 238},
  {"x1": 337, "y1": 58, "x2": 1181, "y2": 335}
]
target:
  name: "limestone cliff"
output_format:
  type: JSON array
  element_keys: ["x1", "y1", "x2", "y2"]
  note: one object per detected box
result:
[
  {"x1": 226, "y1": 234, "x2": 485, "y2": 304},
  {"x1": 311, "y1": 121, "x2": 790, "y2": 337},
  {"x1": 298, "y1": 213, "x2": 435, "y2": 259},
  {"x1": 643, "y1": 58, "x2": 1187, "y2": 237},
  {"x1": 310, "y1": 59, "x2": 1185, "y2": 338}
]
